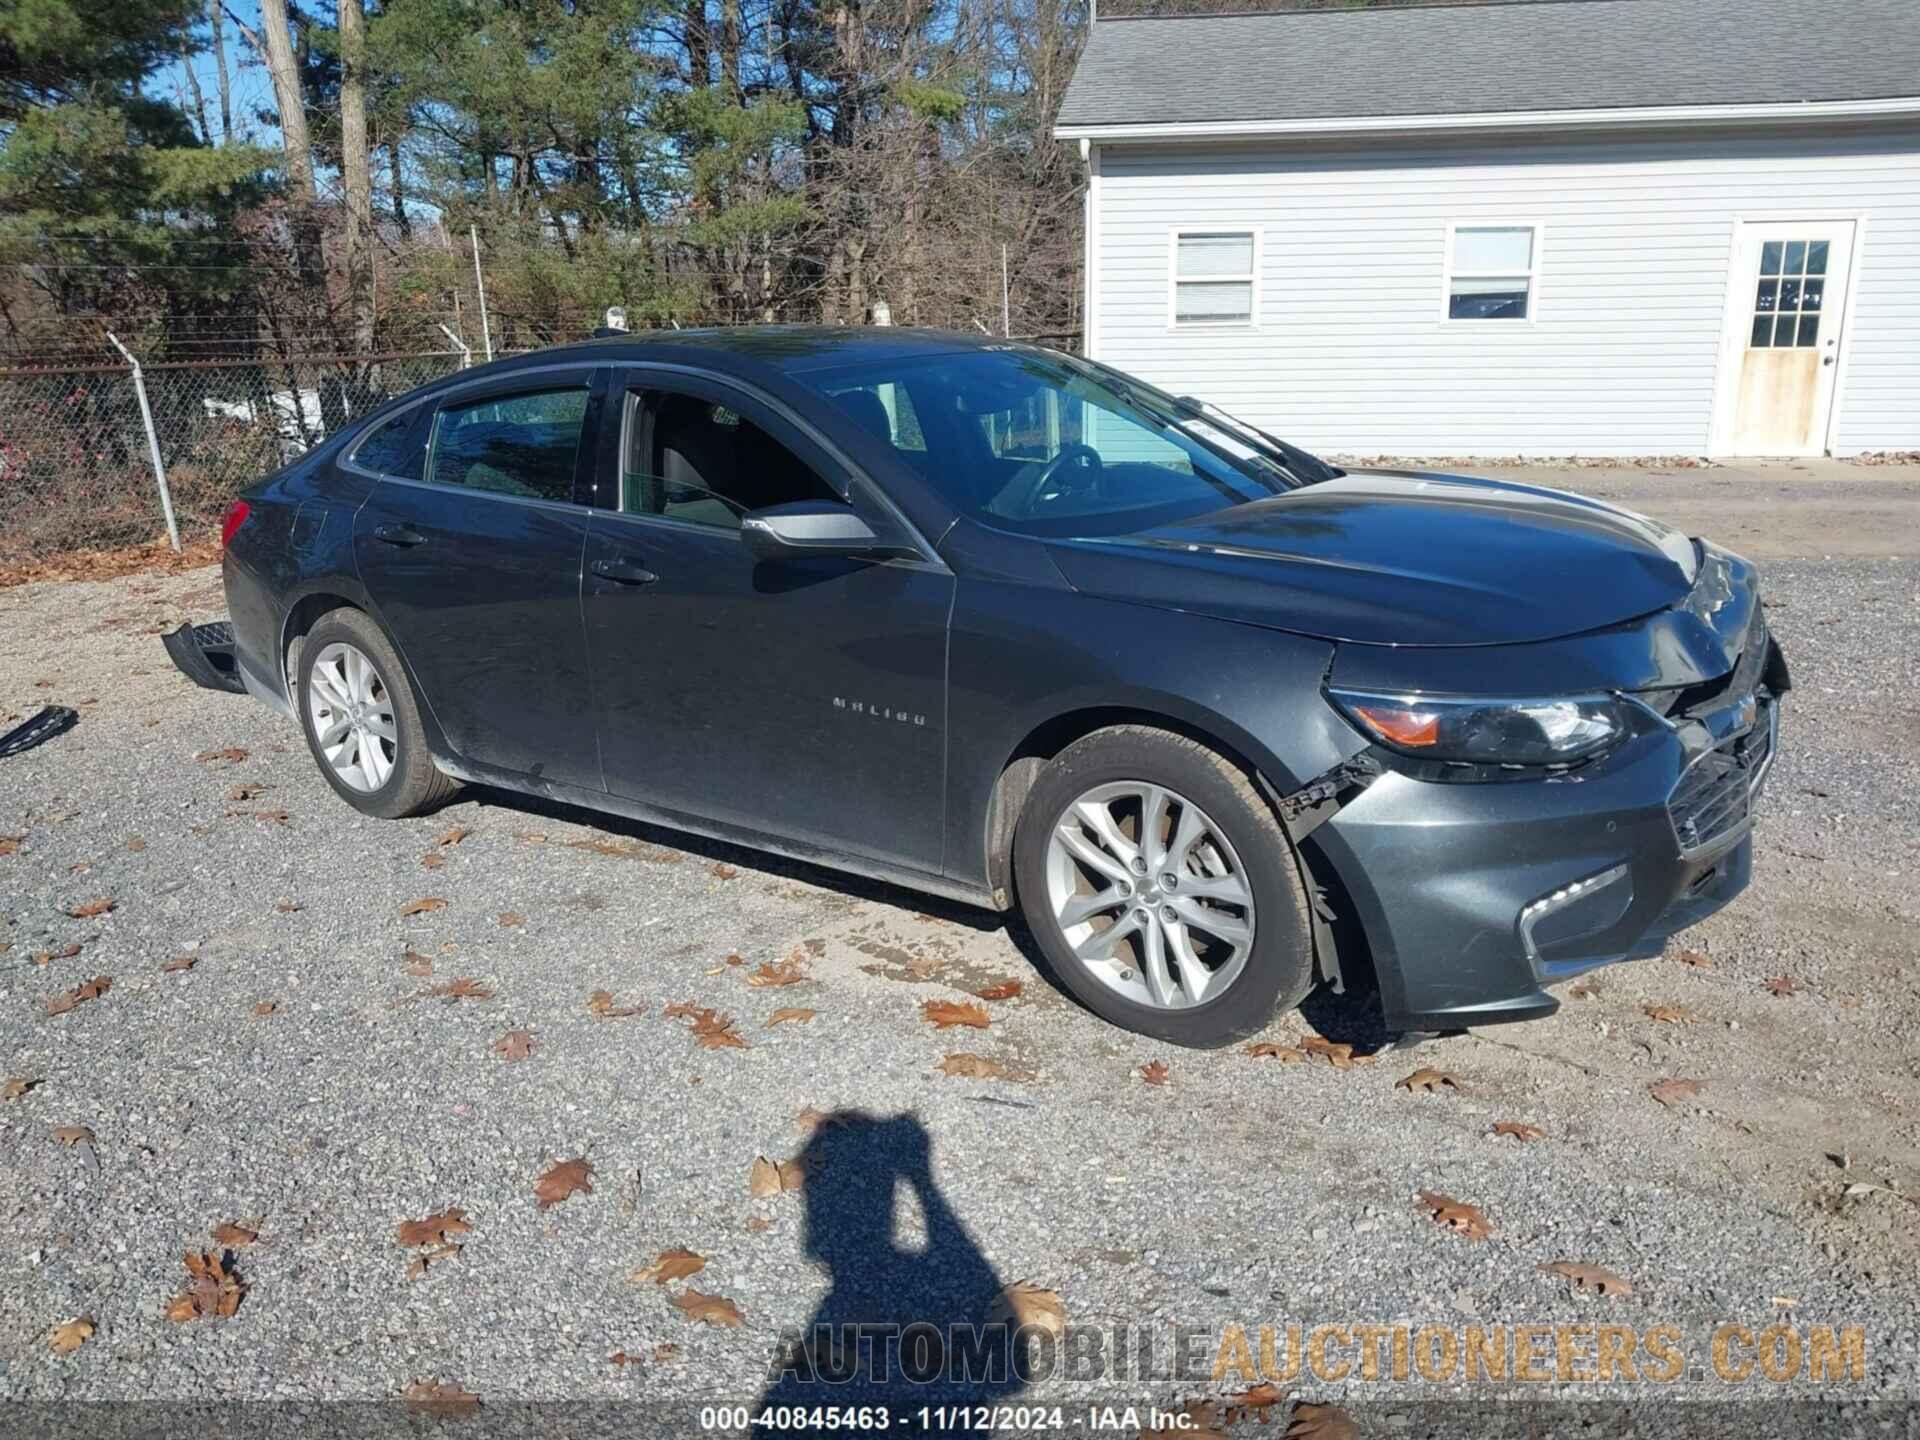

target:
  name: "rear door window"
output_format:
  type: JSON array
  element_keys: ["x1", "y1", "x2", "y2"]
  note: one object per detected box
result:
[
  {"x1": 428, "y1": 387, "x2": 589, "y2": 502},
  {"x1": 351, "y1": 406, "x2": 426, "y2": 479}
]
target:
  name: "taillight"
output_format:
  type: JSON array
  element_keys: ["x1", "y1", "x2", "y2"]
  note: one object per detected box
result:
[{"x1": 221, "y1": 500, "x2": 251, "y2": 549}]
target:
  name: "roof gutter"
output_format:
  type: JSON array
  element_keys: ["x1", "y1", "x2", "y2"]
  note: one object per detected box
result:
[{"x1": 1055, "y1": 95, "x2": 1920, "y2": 144}]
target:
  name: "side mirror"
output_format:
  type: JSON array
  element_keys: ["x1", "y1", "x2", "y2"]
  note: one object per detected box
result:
[{"x1": 741, "y1": 500, "x2": 883, "y2": 561}]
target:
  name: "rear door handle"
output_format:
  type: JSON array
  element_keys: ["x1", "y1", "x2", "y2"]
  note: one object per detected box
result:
[
  {"x1": 591, "y1": 557, "x2": 659, "y2": 586},
  {"x1": 372, "y1": 523, "x2": 427, "y2": 547}
]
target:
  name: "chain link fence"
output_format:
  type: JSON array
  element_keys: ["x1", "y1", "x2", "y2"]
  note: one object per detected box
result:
[{"x1": 0, "y1": 350, "x2": 465, "y2": 572}]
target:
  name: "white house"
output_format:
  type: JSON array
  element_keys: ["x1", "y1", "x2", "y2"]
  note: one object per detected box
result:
[{"x1": 1056, "y1": 0, "x2": 1920, "y2": 458}]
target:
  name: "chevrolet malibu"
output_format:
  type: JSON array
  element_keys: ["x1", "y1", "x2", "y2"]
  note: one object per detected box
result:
[{"x1": 198, "y1": 328, "x2": 1787, "y2": 1047}]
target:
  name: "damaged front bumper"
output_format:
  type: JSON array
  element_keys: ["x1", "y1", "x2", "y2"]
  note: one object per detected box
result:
[{"x1": 161, "y1": 620, "x2": 247, "y2": 695}]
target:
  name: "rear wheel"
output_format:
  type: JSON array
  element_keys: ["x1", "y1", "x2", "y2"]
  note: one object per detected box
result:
[
  {"x1": 296, "y1": 608, "x2": 458, "y2": 818},
  {"x1": 1012, "y1": 726, "x2": 1313, "y2": 1048}
]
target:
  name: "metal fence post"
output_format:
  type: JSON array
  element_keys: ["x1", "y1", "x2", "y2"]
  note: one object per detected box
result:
[
  {"x1": 438, "y1": 324, "x2": 473, "y2": 369},
  {"x1": 105, "y1": 332, "x2": 181, "y2": 553}
]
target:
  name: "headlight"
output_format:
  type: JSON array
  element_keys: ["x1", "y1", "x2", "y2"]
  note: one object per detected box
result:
[{"x1": 1328, "y1": 688, "x2": 1630, "y2": 767}]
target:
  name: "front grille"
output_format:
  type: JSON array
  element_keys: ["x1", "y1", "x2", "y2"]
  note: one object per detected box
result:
[{"x1": 1667, "y1": 699, "x2": 1777, "y2": 858}]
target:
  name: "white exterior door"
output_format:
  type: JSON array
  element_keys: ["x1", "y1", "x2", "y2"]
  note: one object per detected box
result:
[{"x1": 1717, "y1": 221, "x2": 1855, "y2": 455}]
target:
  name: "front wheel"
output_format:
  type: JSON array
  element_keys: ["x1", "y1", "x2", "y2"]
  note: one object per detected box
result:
[
  {"x1": 1012, "y1": 726, "x2": 1314, "y2": 1048},
  {"x1": 296, "y1": 607, "x2": 459, "y2": 819}
]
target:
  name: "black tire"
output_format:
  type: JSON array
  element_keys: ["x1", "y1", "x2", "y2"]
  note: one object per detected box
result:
[
  {"x1": 294, "y1": 607, "x2": 460, "y2": 819},
  {"x1": 1012, "y1": 725, "x2": 1314, "y2": 1048}
]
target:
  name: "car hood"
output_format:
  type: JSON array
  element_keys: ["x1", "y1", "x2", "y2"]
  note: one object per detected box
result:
[{"x1": 1043, "y1": 470, "x2": 1698, "y2": 647}]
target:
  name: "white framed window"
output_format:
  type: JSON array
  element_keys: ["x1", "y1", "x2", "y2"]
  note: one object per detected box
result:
[
  {"x1": 1170, "y1": 229, "x2": 1261, "y2": 328},
  {"x1": 1444, "y1": 222, "x2": 1541, "y2": 322}
]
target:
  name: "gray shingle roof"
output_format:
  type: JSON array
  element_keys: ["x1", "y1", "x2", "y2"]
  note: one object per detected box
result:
[{"x1": 1056, "y1": 0, "x2": 1920, "y2": 131}]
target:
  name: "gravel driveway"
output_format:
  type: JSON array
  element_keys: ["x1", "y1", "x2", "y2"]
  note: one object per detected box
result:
[{"x1": 2, "y1": 468, "x2": 1917, "y2": 1431}]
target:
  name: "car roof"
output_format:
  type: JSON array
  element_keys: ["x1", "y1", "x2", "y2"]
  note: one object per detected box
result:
[{"x1": 466, "y1": 325, "x2": 1028, "y2": 382}]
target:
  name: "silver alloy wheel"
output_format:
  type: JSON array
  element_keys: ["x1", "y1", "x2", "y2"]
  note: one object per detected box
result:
[
  {"x1": 1044, "y1": 780, "x2": 1256, "y2": 1010},
  {"x1": 306, "y1": 641, "x2": 398, "y2": 793}
]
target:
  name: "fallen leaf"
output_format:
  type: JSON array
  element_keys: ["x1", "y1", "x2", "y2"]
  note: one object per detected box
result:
[
  {"x1": 1491, "y1": 1121, "x2": 1547, "y2": 1142},
  {"x1": 251, "y1": 1001, "x2": 278, "y2": 1018},
  {"x1": 669, "y1": 1289, "x2": 743, "y2": 1327},
  {"x1": 587, "y1": 989, "x2": 645, "y2": 1019},
  {"x1": 397, "y1": 1208, "x2": 474, "y2": 1248},
  {"x1": 765, "y1": 1007, "x2": 816, "y2": 1028},
  {"x1": 749, "y1": 1155, "x2": 806, "y2": 1196},
  {"x1": 165, "y1": 1249, "x2": 244, "y2": 1321},
  {"x1": 1232, "y1": 1383, "x2": 1288, "y2": 1409},
  {"x1": 1539, "y1": 1260, "x2": 1633, "y2": 1297},
  {"x1": 400, "y1": 897, "x2": 446, "y2": 917},
  {"x1": 534, "y1": 1157, "x2": 593, "y2": 1209},
  {"x1": 418, "y1": 977, "x2": 492, "y2": 1003},
  {"x1": 608, "y1": 1350, "x2": 635, "y2": 1367},
  {"x1": 936, "y1": 1053, "x2": 1013, "y2": 1080},
  {"x1": 402, "y1": 1381, "x2": 479, "y2": 1420},
  {"x1": 1140, "y1": 1059, "x2": 1171, "y2": 1086},
  {"x1": 49, "y1": 1317, "x2": 95, "y2": 1354},
  {"x1": 420, "y1": 852, "x2": 445, "y2": 870},
  {"x1": 67, "y1": 897, "x2": 115, "y2": 919},
  {"x1": 724, "y1": 952, "x2": 746, "y2": 966},
  {"x1": 1397, "y1": 1067, "x2": 1465, "y2": 1094},
  {"x1": 989, "y1": 1281, "x2": 1066, "y2": 1339},
  {"x1": 1286, "y1": 1402, "x2": 1359, "y2": 1439},
  {"x1": 496, "y1": 912, "x2": 525, "y2": 928},
  {"x1": 691, "y1": 1010, "x2": 748, "y2": 1049},
  {"x1": 1674, "y1": 947, "x2": 1712, "y2": 968},
  {"x1": 434, "y1": 826, "x2": 472, "y2": 847},
  {"x1": 211, "y1": 1223, "x2": 259, "y2": 1247},
  {"x1": 974, "y1": 980, "x2": 1023, "y2": 1001},
  {"x1": 631, "y1": 1248, "x2": 707, "y2": 1285},
  {"x1": 1566, "y1": 981, "x2": 1601, "y2": 1000},
  {"x1": 922, "y1": 999, "x2": 990, "y2": 1030},
  {"x1": 250, "y1": 808, "x2": 291, "y2": 826},
  {"x1": 226, "y1": 782, "x2": 267, "y2": 801},
  {"x1": 53, "y1": 1125, "x2": 95, "y2": 1146},
  {"x1": 33, "y1": 941, "x2": 84, "y2": 966},
  {"x1": 746, "y1": 1215, "x2": 772, "y2": 1232},
  {"x1": 1644, "y1": 1004, "x2": 1693, "y2": 1024},
  {"x1": 0, "y1": 834, "x2": 22, "y2": 856},
  {"x1": 407, "y1": 1243, "x2": 463, "y2": 1280},
  {"x1": 125, "y1": 837, "x2": 146, "y2": 853},
  {"x1": 710, "y1": 862, "x2": 738, "y2": 880},
  {"x1": 494, "y1": 1029, "x2": 536, "y2": 1061},
  {"x1": 1763, "y1": 974, "x2": 1801, "y2": 998},
  {"x1": 748, "y1": 954, "x2": 809, "y2": 987},
  {"x1": 1245, "y1": 1042, "x2": 1306, "y2": 1063},
  {"x1": 516, "y1": 831, "x2": 547, "y2": 844},
  {"x1": 795, "y1": 1107, "x2": 843, "y2": 1135},
  {"x1": 274, "y1": 899, "x2": 302, "y2": 914},
  {"x1": 162, "y1": 955, "x2": 197, "y2": 973},
  {"x1": 1649, "y1": 1077, "x2": 1706, "y2": 1107},
  {"x1": 1301, "y1": 1036, "x2": 1371, "y2": 1069},
  {"x1": 403, "y1": 950, "x2": 434, "y2": 977},
  {"x1": 46, "y1": 976, "x2": 111, "y2": 1015},
  {"x1": 195, "y1": 747, "x2": 248, "y2": 764},
  {"x1": 1414, "y1": 1191, "x2": 1494, "y2": 1241},
  {"x1": 4, "y1": 1077, "x2": 41, "y2": 1101}
]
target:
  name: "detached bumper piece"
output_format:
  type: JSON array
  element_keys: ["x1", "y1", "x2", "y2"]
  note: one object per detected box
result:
[
  {"x1": 0, "y1": 705, "x2": 78, "y2": 760},
  {"x1": 162, "y1": 620, "x2": 247, "y2": 695}
]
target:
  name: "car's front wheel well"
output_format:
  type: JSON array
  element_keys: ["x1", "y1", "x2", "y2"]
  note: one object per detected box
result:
[
  {"x1": 984, "y1": 707, "x2": 1271, "y2": 905},
  {"x1": 281, "y1": 592, "x2": 359, "y2": 694}
]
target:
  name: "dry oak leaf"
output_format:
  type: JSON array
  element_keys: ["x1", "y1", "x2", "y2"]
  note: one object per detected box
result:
[
  {"x1": 974, "y1": 980, "x2": 1023, "y2": 1001},
  {"x1": 400, "y1": 897, "x2": 447, "y2": 917},
  {"x1": 403, "y1": 950, "x2": 434, "y2": 977},
  {"x1": 274, "y1": 899, "x2": 302, "y2": 913},
  {"x1": 1301, "y1": 1036, "x2": 1371, "y2": 1069},
  {"x1": 195, "y1": 747, "x2": 248, "y2": 764},
  {"x1": 1414, "y1": 1191, "x2": 1494, "y2": 1241},
  {"x1": 402, "y1": 1381, "x2": 480, "y2": 1421},
  {"x1": 1649, "y1": 1077, "x2": 1707, "y2": 1107},
  {"x1": 1231, "y1": 1383, "x2": 1289, "y2": 1410},
  {"x1": 419, "y1": 976, "x2": 492, "y2": 1003},
  {"x1": 936, "y1": 1053, "x2": 1017, "y2": 1081},
  {"x1": 766, "y1": 1007, "x2": 816, "y2": 1028},
  {"x1": 434, "y1": 825, "x2": 472, "y2": 847},
  {"x1": 165, "y1": 1249, "x2": 244, "y2": 1322},
  {"x1": 251, "y1": 1001, "x2": 278, "y2": 1018},
  {"x1": 46, "y1": 976, "x2": 112, "y2": 1016},
  {"x1": 225, "y1": 782, "x2": 267, "y2": 801},
  {"x1": 50, "y1": 1317, "x2": 95, "y2": 1354},
  {"x1": 162, "y1": 955, "x2": 197, "y2": 974},
  {"x1": 1674, "y1": 947, "x2": 1713, "y2": 968},
  {"x1": 396, "y1": 1208, "x2": 474, "y2": 1249},
  {"x1": 631, "y1": 1247, "x2": 707, "y2": 1285},
  {"x1": 921, "y1": 998, "x2": 991, "y2": 1030},
  {"x1": 407, "y1": 1243, "x2": 462, "y2": 1280},
  {"x1": 420, "y1": 852, "x2": 445, "y2": 871},
  {"x1": 4, "y1": 1077, "x2": 42, "y2": 1102},
  {"x1": 749, "y1": 1155, "x2": 808, "y2": 1197},
  {"x1": 494, "y1": 1029, "x2": 536, "y2": 1062},
  {"x1": 989, "y1": 1281, "x2": 1067, "y2": 1340},
  {"x1": 53, "y1": 1125, "x2": 96, "y2": 1146},
  {"x1": 670, "y1": 1288, "x2": 744, "y2": 1328},
  {"x1": 67, "y1": 897, "x2": 115, "y2": 919},
  {"x1": 1491, "y1": 1121, "x2": 1547, "y2": 1143},
  {"x1": 1286, "y1": 1402, "x2": 1360, "y2": 1440},
  {"x1": 1539, "y1": 1260, "x2": 1633, "y2": 1298},
  {"x1": 1397, "y1": 1067, "x2": 1465, "y2": 1094},
  {"x1": 1140, "y1": 1059, "x2": 1171, "y2": 1086},
  {"x1": 496, "y1": 912, "x2": 525, "y2": 928},
  {"x1": 0, "y1": 834, "x2": 22, "y2": 856},
  {"x1": 690, "y1": 1010, "x2": 749, "y2": 1050},
  {"x1": 1245, "y1": 1042, "x2": 1307, "y2": 1063},
  {"x1": 748, "y1": 953, "x2": 809, "y2": 987},
  {"x1": 211, "y1": 1222, "x2": 260, "y2": 1248},
  {"x1": 534, "y1": 1157, "x2": 593, "y2": 1210},
  {"x1": 587, "y1": 990, "x2": 645, "y2": 1019},
  {"x1": 34, "y1": 941, "x2": 83, "y2": 966},
  {"x1": 710, "y1": 862, "x2": 738, "y2": 880},
  {"x1": 1763, "y1": 974, "x2": 1802, "y2": 997},
  {"x1": 1644, "y1": 1004, "x2": 1694, "y2": 1024}
]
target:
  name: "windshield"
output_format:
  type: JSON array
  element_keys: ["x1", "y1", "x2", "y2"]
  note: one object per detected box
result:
[{"x1": 806, "y1": 348, "x2": 1334, "y2": 538}]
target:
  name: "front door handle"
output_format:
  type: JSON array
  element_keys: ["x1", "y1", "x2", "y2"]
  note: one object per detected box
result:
[
  {"x1": 591, "y1": 557, "x2": 659, "y2": 586},
  {"x1": 372, "y1": 523, "x2": 427, "y2": 547}
]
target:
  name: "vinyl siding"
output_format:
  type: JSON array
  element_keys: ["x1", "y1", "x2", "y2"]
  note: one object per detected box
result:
[{"x1": 1090, "y1": 129, "x2": 1920, "y2": 457}]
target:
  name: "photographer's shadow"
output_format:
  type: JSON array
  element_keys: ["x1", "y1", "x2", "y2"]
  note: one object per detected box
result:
[{"x1": 753, "y1": 1112, "x2": 1025, "y2": 1437}]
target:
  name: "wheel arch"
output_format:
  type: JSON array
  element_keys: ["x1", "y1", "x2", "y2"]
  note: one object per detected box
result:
[{"x1": 277, "y1": 580, "x2": 452, "y2": 760}]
